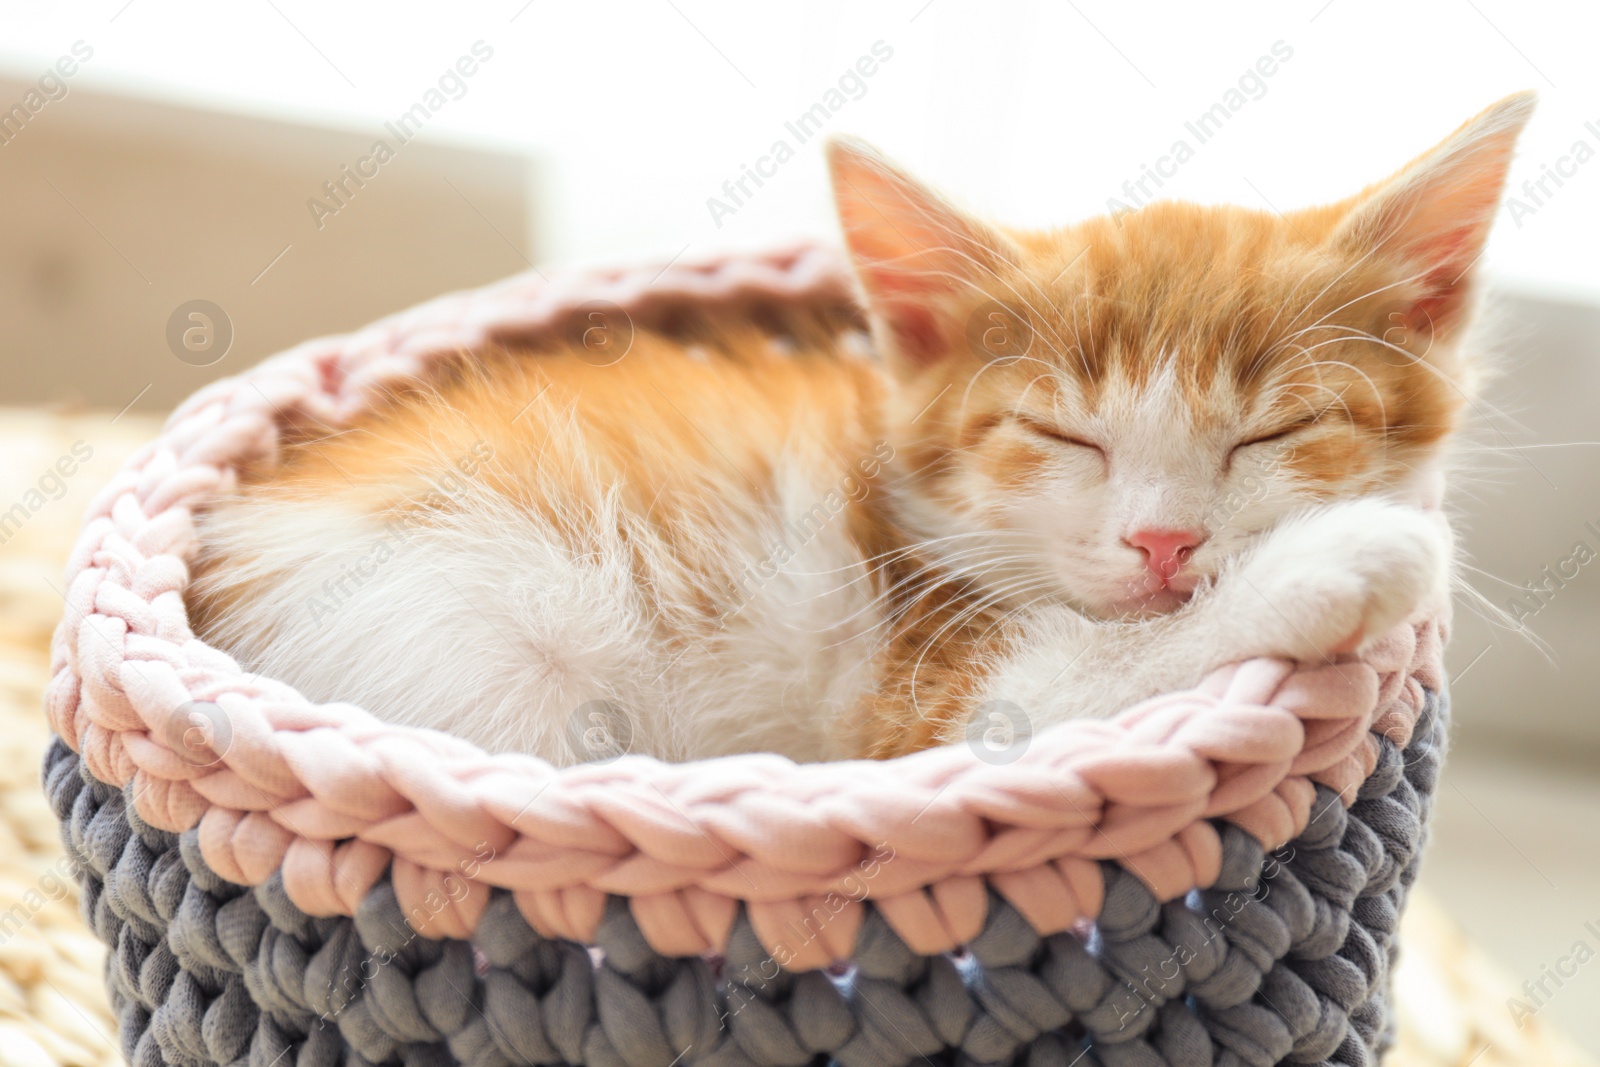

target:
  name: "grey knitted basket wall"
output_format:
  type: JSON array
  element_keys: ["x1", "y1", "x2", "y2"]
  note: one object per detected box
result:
[{"x1": 44, "y1": 685, "x2": 1445, "y2": 1067}]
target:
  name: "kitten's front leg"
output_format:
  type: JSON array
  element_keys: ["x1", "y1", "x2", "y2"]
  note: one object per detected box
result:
[{"x1": 972, "y1": 499, "x2": 1451, "y2": 732}]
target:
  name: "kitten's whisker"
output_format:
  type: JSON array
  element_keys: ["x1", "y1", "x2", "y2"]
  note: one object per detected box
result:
[
  {"x1": 902, "y1": 571, "x2": 1068, "y2": 718},
  {"x1": 793, "y1": 545, "x2": 1038, "y2": 624},
  {"x1": 1259, "y1": 353, "x2": 1379, "y2": 429},
  {"x1": 1266, "y1": 246, "x2": 1410, "y2": 350},
  {"x1": 1260, "y1": 242, "x2": 1385, "y2": 350}
]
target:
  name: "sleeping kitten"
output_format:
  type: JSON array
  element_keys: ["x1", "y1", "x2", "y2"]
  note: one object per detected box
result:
[{"x1": 190, "y1": 94, "x2": 1532, "y2": 763}]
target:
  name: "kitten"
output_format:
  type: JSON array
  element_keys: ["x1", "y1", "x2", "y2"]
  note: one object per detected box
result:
[{"x1": 190, "y1": 94, "x2": 1533, "y2": 763}]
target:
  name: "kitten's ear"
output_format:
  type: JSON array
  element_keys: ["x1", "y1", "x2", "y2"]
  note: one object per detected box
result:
[
  {"x1": 1330, "y1": 92, "x2": 1535, "y2": 339},
  {"x1": 827, "y1": 137, "x2": 1019, "y2": 368}
]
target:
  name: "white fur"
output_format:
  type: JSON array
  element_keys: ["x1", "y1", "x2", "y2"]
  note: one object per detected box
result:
[
  {"x1": 196, "y1": 461, "x2": 885, "y2": 764},
  {"x1": 973, "y1": 498, "x2": 1451, "y2": 728}
]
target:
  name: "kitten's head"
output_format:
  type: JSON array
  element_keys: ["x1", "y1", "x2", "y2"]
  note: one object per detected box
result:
[{"x1": 829, "y1": 93, "x2": 1534, "y2": 619}]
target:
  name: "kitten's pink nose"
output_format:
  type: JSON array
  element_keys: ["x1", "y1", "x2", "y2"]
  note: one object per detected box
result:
[{"x1": 1125, "y1": 527, "x2": 1206, "y2": 582}]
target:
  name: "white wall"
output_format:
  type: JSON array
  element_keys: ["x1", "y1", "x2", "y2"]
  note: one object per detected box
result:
[{"x1": 0, "y1": 0, "x2": 1596, "y2": 296}]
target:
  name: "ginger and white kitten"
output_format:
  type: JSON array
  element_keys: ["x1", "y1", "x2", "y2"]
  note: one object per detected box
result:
[{"x1": 191, "y1": 94, "x2": 1532, "y2": 763}]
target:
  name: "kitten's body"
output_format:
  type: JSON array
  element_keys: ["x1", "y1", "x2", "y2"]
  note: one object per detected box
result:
[
  {"x1": 191, "y1": 95, "x2": 1532, "y2": 763},
  {"x1": 197, "y1": 334, "x2": 900, "y2": 760}
]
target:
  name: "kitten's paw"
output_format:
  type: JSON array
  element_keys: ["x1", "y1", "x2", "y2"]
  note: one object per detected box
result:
[{"x1": 1230, "y1": 500, "x2": 1448, "y2": 662}]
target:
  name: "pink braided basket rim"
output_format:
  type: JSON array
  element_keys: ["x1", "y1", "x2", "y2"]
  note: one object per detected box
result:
[{"x1": 45, "y1": 243, "x2": 1448, "y2": 971}]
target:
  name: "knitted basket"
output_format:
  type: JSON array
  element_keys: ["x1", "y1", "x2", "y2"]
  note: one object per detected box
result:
[{"x1": 43, "y1": 244, "x2": 1450, "y2": 1067}]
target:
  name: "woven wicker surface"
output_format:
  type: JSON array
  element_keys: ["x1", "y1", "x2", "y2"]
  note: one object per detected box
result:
[{"x1": 0, "y1": 405, "x2": 1590, "y2": 1067}]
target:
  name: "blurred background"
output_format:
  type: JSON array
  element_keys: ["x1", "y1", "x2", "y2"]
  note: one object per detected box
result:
[{"x1": 0, "y1": 0, "x2": 1595, "y2": 1060}]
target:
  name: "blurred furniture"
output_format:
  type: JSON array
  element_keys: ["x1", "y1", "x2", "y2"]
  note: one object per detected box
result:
[
  {"x1": 1446, "y1": 288, "x2": 1600, "y2": 762},
  {"x1": 0, "y1": 75, "x2": 536, "y2": 416}
]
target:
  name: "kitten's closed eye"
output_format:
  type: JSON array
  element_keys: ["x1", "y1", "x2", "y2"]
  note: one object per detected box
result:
[
  {"x1": 1016, "y1": 416, "x2": 1104, "y2": 455},
  {"x1": 1233, "y1": 413, "x2": 1321, "y2": 452}
]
